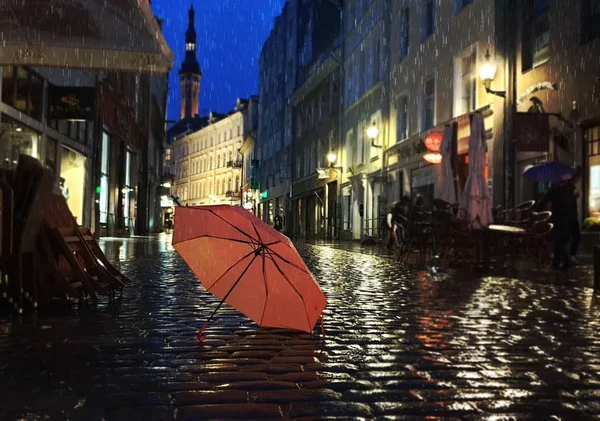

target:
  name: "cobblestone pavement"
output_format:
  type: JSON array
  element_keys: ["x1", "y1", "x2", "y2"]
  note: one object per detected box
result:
[{"x1": 1, "y1": 234, "x2": 600, "y2": 420}]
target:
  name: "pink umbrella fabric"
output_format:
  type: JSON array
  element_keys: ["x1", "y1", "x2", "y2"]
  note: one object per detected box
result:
[
  {"x1": 458, "y1": 112, "x2": 492, "y2": 228},
  {"x1": 173, "y1": 205, "x2": 327, "y2": 339}
]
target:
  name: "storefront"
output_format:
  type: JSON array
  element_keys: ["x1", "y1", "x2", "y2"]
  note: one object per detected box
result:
[
  {"x1": 60, "y1": 146, "x2": 87, "y2": 224},
  {"x1": 584, "y1": 123, "x2": 600, "y2": 219}
]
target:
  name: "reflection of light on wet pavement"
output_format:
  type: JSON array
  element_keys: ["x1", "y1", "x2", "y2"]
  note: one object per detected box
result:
[{"x1": 0, "y1": 239, "x2": 599, "y2": 419}]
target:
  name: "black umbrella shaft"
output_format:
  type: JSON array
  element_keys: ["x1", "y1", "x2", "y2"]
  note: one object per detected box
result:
[{"x1": 205, "y1": 252, "x2": 259, "y2": 325}]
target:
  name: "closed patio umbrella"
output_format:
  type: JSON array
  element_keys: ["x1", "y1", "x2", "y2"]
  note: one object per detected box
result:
[
  {"x1": 458, "y1": 112, "x2": 492, "y2": 228},
  {"x1": 434, "y1": 124, "x2": 458, "y2": 205}
]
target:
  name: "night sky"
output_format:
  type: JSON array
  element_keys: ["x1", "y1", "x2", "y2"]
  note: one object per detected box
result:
[{"x1": 151, "y1": 0, "x2": 286, "y2": 122}]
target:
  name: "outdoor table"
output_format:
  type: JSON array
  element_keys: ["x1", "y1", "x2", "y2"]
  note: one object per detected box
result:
[{"x1": 476, "y1": 224, "x2": 527, "y2": 270}]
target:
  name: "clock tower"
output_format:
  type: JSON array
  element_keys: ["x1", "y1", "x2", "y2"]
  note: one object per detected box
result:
[{"x1": 179, "y1": 4, "x2": 202, "y2": 120}]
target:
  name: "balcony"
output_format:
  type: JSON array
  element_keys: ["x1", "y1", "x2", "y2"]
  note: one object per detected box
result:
[
  {"x1": 227, "y1": 160, "x2": 243, "y2": 169},
  {"x1": 226, "y1": 190, "x2": 241, "y2": 198}
]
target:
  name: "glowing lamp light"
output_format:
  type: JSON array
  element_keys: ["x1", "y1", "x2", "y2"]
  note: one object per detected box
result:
[
  {"x1": 423, "y1": 153, "x2": 442, "y2": 164},
  {"x1": 327, "y1": 151, "x2": 337, "y2": 165},
  {"x1": 367, "y1": 124, "x2": 379, "y2": 140},
  {"x1": 162, "y1": 182, "x2": 172, "y2": 188},
  {"x1": 424, "y1": 133, "x2": 443, "y2": 152},
  {"x1": 479, "y1": 49, "x2": 497, "y2": 85}
]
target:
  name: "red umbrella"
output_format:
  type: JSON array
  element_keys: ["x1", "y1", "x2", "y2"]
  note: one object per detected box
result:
[{"x1": 173, "y1": 205, "x2": 327, "y2": 341}]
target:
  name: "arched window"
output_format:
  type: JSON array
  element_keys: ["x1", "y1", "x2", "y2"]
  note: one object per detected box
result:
[
  {"x1": 229, "y1": 150, "x2": 233, "y2": 163},
  {"x1": 210, "y1": 157, "x2": 213, "y2": 169},
  {"x1": 228, "y1": 178, "x2": 232, "y2": 192},
  {"x1": 235, "y1": 176, "x2": 240, "y2": 192},
  {"x1": 222, "y1": 178, "x2": 226, "y2": 193}
]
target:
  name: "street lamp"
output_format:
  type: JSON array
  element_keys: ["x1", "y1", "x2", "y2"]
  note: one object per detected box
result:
[
  {"x1": 479, "y1": 49, "x2": 505, "y2": 98},
  {"x1": 327, "y1": 150, "x2": 337, "y2": 167},
  {"x1": 161, "y1": 182, "x2": 171, "y2": 188},
  {"x1": 367, "y1": 122, "x2": 382, "y2": 148}
]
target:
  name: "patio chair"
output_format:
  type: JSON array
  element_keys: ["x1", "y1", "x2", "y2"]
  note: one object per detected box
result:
[
  {"x1": 397, "y1": 206, "x2": 434, "y2": 266},
  {"x1": 524, "y1": 221, "x2": 554, "y2": 268},
  {"x1": 511, "y1": 200, "x2": 536, "y2": 223}
]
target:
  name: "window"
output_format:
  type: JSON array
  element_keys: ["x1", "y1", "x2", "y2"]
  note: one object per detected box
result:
[
  {"x1": 99, "y1": 132, "x2": 110, "y2": 224},
  {"x1": 1, "y1": 66, "x2": 44, "y2": 120},
  {"x1": 134, "y1": 74, "x2": 140, "y2": 122},
  {"x1": 237, "y1": 125, "x2": 241, "y2": 136},
  {"x1": 357, "y1": 122, "x2": 365, "y2": 165},
  {"x1": 421, "y1": 0, "x2": 435, "y2": 41},
  {"x1": 397, "y1": 95, "x2": 409, "y2": 142},
  {"x1": 345, "y1": 129, "x2": 354, "y2": 169},
  {"x1": 454, "y1": 0, "x2": 473, "y2": 14},
  {"x1": 399, "y1": 7, "x2": 410, "y2": 60},
  {"x1": 582, "y1": 0, "x2": 600, "y2": 43},
  {"x1": 585, "y1": 125, "x2": 600, "y2": 217},
  {"x1": 423, "y1": 77, "x2": 435, "y2": 130},
  {"x1": 124, "y1": 150, "x2": 132, "y2": 228},
  {"x1": 523, "y1": 0, "x2": 550, "y2": 71},
  {"x1": 454, "y1": 48, "x2": 477, "y2": 117},
  {"x1": 210, "y1": 156, "x2": 213, "y2": 169},
  {"x1": 374, "y1": 38, "x2": 381, "y2": 83},
  {"x1": 186, "y1": 43, "x2": 195, "y2": 51}
]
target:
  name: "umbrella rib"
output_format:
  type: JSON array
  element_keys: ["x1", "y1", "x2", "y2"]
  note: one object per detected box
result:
[
  {"x1": 263, "y1": 247, "x2": 311, "y2": 275},
  {"x1": 207, "y1": 249, "x2": 257, "y2": 293},
  {"x1": 204, "y1": 208, "x2": 259, "y2": 243},
  {"x1": 175, "y1": 234, "x2": 259, "y2": 247},
  {"x1": 250, "y1": 221, "x2": 264, "y2": 244},
  {"x1": 264, "y1": 249, "x2": 312, "y2": 332},
  {"x1": 259, "y1": 251, "x2": 269, "y2": 326}
]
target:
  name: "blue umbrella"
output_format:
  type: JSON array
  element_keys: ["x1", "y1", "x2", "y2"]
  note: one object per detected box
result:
[{"x1": 522, "y1": 161, "x2": 574, "y2": 183}]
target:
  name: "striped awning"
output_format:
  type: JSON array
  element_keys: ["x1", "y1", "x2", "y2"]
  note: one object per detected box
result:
[{"x1": 0, "y1": 0, "x2": 173, "y2": 73}]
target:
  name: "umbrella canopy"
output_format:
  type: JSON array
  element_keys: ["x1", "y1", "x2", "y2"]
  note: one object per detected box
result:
[
  {"x1": 434, "y1": 124, "x2": 458, "y2": 204},
  {"x1": 173, "y1": 205, "x2": 327, "y2": 336},
  {"x1": 458, "y1": 112, "x2": 493, "y2": 228},
  {"x1": 523, "y1": 161, "x2": 574, "y2": 183}
]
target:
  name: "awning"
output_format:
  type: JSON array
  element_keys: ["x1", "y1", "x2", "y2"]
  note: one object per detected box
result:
[
  {"x1": 291, "y1": 187, "x2": 324, "y2": 202},
  {"x1": 0, "y1": 0, "x2": 174, "y2": 73}
]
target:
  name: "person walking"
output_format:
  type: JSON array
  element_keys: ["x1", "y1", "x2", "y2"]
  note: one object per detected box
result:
[{"x1": 540, "y1": 177, "x2": 576, "y2": 270}]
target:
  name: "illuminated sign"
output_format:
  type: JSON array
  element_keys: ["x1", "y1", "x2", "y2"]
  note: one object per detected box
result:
[{"x1": 259, "y1": 191, "x2": 268, "y2": 200}]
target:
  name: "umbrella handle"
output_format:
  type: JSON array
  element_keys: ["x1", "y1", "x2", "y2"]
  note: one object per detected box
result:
[{"x1": 197, "y1": 322, "x2": 208, "y2": 343}]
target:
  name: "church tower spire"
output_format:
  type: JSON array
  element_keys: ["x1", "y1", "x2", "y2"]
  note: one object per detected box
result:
[{"x1": 179, "y1": 4, "x2": 202, "y2": 120}]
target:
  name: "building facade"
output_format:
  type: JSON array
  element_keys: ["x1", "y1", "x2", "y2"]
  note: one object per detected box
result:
[
  {"x1": 290, "y1": 0, "x2": 341, "y2": 240},
  {"x1": 172, "y1": 98, "x2": 258, "y2": 207},
  {"x1": 339, "y1": 0, "x2": 392, "y2": 241},
  {"x1": 384, "y1": 0, "x2": 497, "y2": 213},
  {"x1": 256, "y1": 0, "x2": 299, "y2": 234}
]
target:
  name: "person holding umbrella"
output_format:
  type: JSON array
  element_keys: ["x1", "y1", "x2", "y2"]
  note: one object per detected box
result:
[{"x1": 538, "y1": 174, "x2": 576, "y2": 270}]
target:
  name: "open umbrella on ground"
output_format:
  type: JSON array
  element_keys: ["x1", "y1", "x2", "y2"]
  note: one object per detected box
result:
[
  {"x1": 523, "y1": 161, "x2": 574, "y2": 184},
  {"x1": 458, "y1": 111, "x2": 493, "y2": 228},
  {"x1": 173, "y1": 205, "x2": 327, "y2": 341},
  {"x1": 434, "y1": 124, "x2": 459, "y2": 205}
]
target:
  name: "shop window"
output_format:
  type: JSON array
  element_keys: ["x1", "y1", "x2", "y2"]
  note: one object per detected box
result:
[
  {"x1": 422, "y1": 77, "x2": 435, "y2": 130},
  {"x1": 1, "y1": 66, "x2": 44, "y2": 120},
  {"x1": 45, "y1": 137, "x2": 58, "y2": 173},
  {"x1": 585, "y1": 125, "x2": 600, "y2": 217},
  {"x1": 99, "y1": 132, "x2": 110, "y2": 224},
  {"x1": 522, "y1": 0, "x2": 550, "y2": 71},
  {"x1": 397, "y1": 95, "x2": 409, "y2": 142},
  {"x1": 124, "y1": 150, "x2": 132, "y2": 228},
  {"x1": 61, "y1": 146, "x2": 86, "y2": 225},
  {"x1": 581, "y1": 0, "x2": 600, "y2": 43},
  {"x1": 421, "y1": 0, "x2": 435, "y2": 42},
  {"x1": 399, "y1": 7, "x2": 410, "y2": 60},
  {"x1": 0, "y1": 114, "x2": 41, "y2": 166},
  {"x1": 453, "y1": 47, "x2": 477, "y2": 117}
]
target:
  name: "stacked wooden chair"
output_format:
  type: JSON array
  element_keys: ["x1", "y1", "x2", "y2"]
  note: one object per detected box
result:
[{"x1": 0, "y1": 154, "x2": 129, "y2": 313}]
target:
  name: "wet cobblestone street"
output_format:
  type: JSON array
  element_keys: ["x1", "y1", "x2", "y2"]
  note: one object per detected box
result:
[{"x1": 2, "y1": 234, "x2": 600, "y2": 420}]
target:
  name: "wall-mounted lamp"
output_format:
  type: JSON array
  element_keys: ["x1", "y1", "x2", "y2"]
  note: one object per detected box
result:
[
  {"x1": 479, "y1": 49, "x2": 505, "y2": 98},
  {"x1": 367, "y1": 122, "x2": 382, "y2": 148}
]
